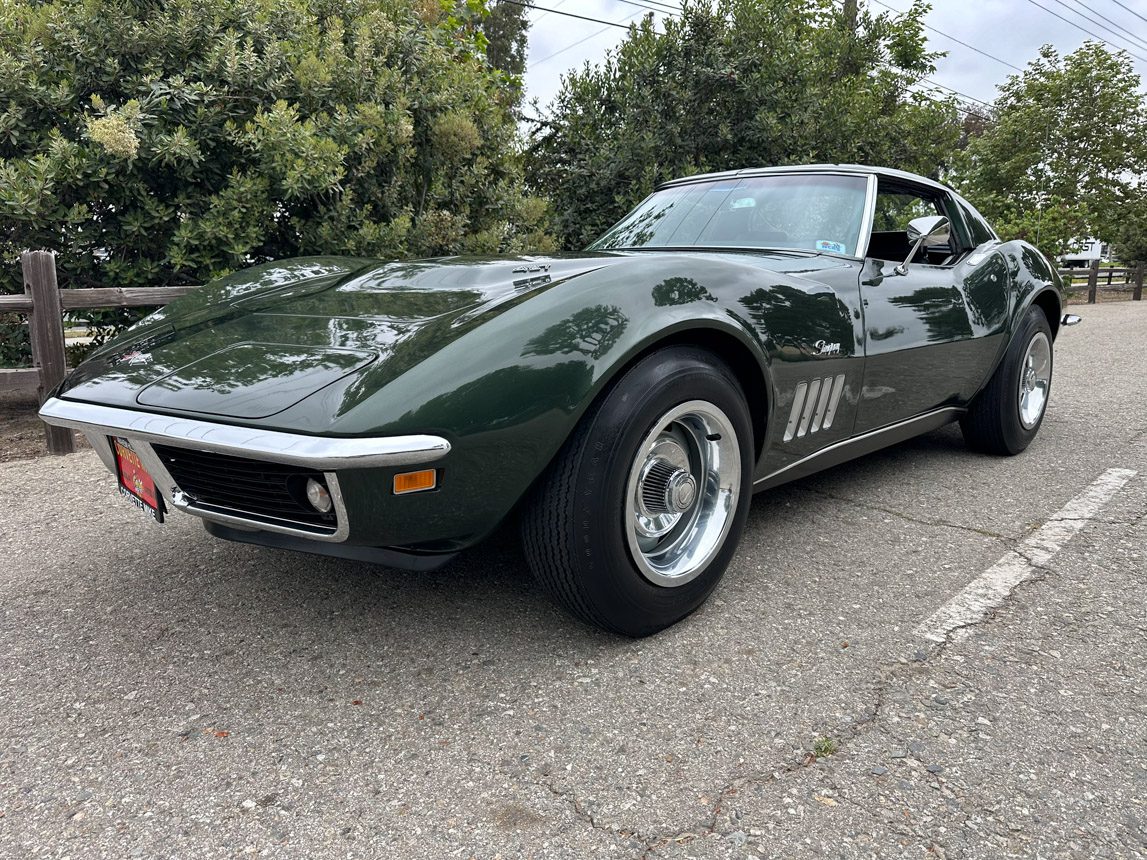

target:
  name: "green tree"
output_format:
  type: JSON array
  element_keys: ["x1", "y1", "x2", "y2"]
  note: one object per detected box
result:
[
  {"x1": 0, "y1": 0, "x2": 552, "y2": 306},
  {"x1": 482, "y1": 0, "x2": 530, "y2": 87},
  {"x1": 1111, "y1": 188, "x2": 1147, "y2": 264},
  {"x1": 527, "y1": 0, "x2": 962, "y2": 249},
  {"x1": 951, "y1": 42, "x2": 1147, "y2": 259}
]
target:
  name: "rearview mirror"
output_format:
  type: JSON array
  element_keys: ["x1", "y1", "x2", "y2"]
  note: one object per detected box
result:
[{"x1": 896, "y1": 216, "x2": 951, "y2": 275}]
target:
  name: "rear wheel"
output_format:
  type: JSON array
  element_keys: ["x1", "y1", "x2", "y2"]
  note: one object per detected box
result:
[
  {"x1": 961, "y1": 306, "x2": 1053, "y2": 455},
  {"x1": 521, "y1": 347, "x2": 753, "y2": 637}
]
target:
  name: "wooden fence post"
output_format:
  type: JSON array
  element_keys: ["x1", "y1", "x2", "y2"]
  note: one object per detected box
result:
[
  {"x1": 22, "y1": 250, "x2": 75, "y2": 455},
  {"x1": 1135, "y1": 263, "x2": 1144, "y2": 302},
  {"x1": 1086, "y1": 259, "x2": 1099, "y2": 304}
]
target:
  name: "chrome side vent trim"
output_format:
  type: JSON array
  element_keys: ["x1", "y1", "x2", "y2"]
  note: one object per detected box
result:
[
  {"x1": 783, "y1": 374, "x2": 847, "y2": 442},
  {"x1": 797, "y1": 378, "x2": 822, "y2": 438},
  {"x1": 784, "y1": 382, "x2": 808, "y2": 442},
  {"x1": 810, "y1": 377, "x2": 834, "y2": 433},
  {"x1": 822, "y1": 374, "x2": 846, "y2": 430}
]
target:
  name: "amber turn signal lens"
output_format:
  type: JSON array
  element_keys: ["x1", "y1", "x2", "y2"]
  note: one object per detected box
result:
[{"x1": 393, "y1": 469, "x2": 437, "y2": 495}]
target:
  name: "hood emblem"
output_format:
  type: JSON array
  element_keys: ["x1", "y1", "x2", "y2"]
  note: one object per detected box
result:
[{"x1": 512, "y1": 263, "x2": 551, "y2": 274}]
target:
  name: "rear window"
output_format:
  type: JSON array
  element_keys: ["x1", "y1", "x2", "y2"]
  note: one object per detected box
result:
[{"x1": 956, "y1": 198, "x2": 996, "y2": 246}]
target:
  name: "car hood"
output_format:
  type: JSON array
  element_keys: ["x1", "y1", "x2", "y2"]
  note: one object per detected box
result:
[
  {"x1": 57, "y1": 254, "x2": 624, "y2": 418},
  {"x1": 57, "y1": 249, "x2": 842, "y2": 423}
]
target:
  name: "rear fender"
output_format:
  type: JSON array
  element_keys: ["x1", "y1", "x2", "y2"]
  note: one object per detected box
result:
[{"x1": 970, "y1": 241, "x2": 1064, "y2": 402}]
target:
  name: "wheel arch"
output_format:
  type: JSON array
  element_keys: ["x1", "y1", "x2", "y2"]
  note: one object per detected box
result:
[
  {"x1": 513, "y1": 318, "x2": 773, "y2": 515},
  {"x1": 978, "y1": 286, "x2": 1060, "y2": 405},
  {"x1": 619, "y1": 326, "x2": 770, "y2": 464},
  {"x1": 1001, "y1": 239, "x2": 1064, "y2": 342},
  {"x1": 1030, "y1": 288, "x2": 1062, "y2": 340}
]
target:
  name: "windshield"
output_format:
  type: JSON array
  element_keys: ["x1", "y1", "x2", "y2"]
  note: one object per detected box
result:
[{"x1": 589, "y1": 173, "x2": 869, "y2": 256}]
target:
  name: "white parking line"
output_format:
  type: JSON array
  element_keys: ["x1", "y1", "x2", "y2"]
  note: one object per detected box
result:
[{"x1": 917, "y1": 467, "x2": 1138, "y2": 644}]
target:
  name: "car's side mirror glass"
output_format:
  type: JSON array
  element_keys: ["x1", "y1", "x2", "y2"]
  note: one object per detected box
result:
[
  {"x1": 896, "y1": 215, "x2": 951, "y2": 275},
  {"x1": 906, "y1": 215, "x2": 950, "y2": 244}
]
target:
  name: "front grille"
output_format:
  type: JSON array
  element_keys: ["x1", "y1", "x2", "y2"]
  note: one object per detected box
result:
[{"x1": 152, "y1": 444, "x2": 338, "y2": 534}]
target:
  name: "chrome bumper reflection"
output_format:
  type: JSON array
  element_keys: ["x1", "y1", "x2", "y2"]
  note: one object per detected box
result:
[
  {"x1": 40, "y1": 396, "x2": 452, "y2": 543},
  {"x1": 39, "y1": 397, "x2": 450, "y2": 469}
]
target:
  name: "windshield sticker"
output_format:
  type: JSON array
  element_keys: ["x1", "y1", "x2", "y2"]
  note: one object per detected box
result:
[
  {"x1": 816, "y1": 239, "x2": 846, "y2": 253},
  {"x1": 730, "y1": 197, "x2": 756, "y2": 209}
]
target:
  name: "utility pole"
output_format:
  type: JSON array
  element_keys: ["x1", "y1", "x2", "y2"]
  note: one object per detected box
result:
[
  {"x1": 842, "y1": 0, "x2": 858, "y2": 30},
  {"x1": 841, "y1": 0, "x2": 860, "y2": 76}
]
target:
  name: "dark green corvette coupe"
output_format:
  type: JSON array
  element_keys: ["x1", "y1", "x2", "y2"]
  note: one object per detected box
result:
[{"x1": 42, "y1": 165, "x2": 1073, "y2": 636}]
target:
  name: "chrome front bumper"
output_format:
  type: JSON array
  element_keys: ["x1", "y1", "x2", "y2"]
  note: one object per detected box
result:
[{"x1": 39, "y1": 397, "x2": 451, "y2": 543}]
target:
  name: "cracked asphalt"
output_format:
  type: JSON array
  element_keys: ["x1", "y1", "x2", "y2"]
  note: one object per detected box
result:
[{"x1": 2, "y1": 302, "x2": 1146, "y2": 859}]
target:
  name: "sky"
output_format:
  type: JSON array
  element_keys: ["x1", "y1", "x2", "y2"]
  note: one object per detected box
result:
[{"x1": 522, "y1": 0, "x2": 1147, "y2": 115}]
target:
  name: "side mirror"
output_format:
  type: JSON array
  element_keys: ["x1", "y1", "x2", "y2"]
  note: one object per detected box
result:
[{"x1": 895, "y1": 215, "x2": 951, "y2": 275}]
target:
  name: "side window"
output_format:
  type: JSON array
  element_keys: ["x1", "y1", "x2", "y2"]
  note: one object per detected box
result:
[
  {"x1": 872, "y1": 192, "x2": 938, "y2": 233},
  {"x1": 866, "y1": 183, "x2": 955, "y2": 265}
]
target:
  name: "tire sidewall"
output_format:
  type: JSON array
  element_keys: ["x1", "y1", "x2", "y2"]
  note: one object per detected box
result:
[
  {"x1": 568, "y1": 348, "x2": 754, "y2": 635},
  {"x1": 1001, "y1": 307, "x2": 1054, "y2": 452}
]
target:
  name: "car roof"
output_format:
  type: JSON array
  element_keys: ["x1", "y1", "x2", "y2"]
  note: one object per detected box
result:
[{"x1": 657, "y1": 164, "x2": 953, "y2": 195}]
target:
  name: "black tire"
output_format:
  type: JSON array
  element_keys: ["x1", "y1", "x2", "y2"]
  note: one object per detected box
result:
[
  {"x1": 521, "y1": 346, "x2": 754, "y2": 637},
  {"x1": 961, "y1": 306, "x2": 1053, "y2": 455}
]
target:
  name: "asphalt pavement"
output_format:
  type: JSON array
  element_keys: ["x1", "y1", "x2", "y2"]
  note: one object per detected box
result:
[{"x1": 2, "y1": 302, "x2": 1145, "y2": 859}]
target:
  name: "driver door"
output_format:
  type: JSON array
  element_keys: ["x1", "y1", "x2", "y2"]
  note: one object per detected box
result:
[{"x1": 854, "y1": 181, "x2": 982, "y2": 433}]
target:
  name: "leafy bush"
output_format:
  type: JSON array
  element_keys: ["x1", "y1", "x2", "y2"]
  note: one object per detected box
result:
[
  {"x1": 0, "y1": 315, "x2": 30, "y2": 367},
  {"x1": 0, "y1": 0, "x2": 552, "y2": 359}
]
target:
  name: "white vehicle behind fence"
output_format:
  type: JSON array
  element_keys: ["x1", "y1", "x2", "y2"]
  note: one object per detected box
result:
[{"x1": 1060, "y1": 238, "x2": 1110, "y2": 269}]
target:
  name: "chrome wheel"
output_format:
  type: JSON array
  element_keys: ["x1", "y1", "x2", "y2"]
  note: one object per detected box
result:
[
  {"x1": 1017, "y1": 331, "x2": 1051, "y2": 430},
  {"x1": 624, "y1": 400, "x2": 741, "y2": 587}
]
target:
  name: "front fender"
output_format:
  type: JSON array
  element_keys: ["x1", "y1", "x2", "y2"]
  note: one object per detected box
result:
[{"x1": 330, "y1": 257, "x2": 782, "y2": 551}]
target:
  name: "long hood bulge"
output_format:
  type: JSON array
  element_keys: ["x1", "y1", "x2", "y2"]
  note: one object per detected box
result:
[{"x1": 134, "y1": 344, "x2": 375, "y2": 419}]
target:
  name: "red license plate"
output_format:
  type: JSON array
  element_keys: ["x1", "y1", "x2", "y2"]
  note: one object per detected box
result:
[{"x1": 113, "y1": 438, "x2": 164, "y2": 523}]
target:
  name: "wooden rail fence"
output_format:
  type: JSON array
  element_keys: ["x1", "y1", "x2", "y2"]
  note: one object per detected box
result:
[
  {"x1": 2, "y1": 250, "x2": 1143, "y2": 456},
  {"x1": 2, "y1": 251, "x2": 200, "y2": 455},
  {"x1": 1059, "y1": 260, "x2": 1145, "y2": 303}
]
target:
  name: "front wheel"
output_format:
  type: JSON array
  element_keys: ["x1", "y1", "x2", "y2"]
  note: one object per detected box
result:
[
  {"x1": 961, "y1": 306, "x2": 1053, "y2": 455},
  {"x1": 521, "y1": 347, "x2": 754, "y2": 637}
]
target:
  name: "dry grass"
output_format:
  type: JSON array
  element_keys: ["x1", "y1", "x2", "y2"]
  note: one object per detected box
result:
[
  {"x1": 1065, "y1": 289, "x2": 1141, "y2": 305},
  {"x1": 0, "y1": 391, "x2": 86, "y2": 462}
]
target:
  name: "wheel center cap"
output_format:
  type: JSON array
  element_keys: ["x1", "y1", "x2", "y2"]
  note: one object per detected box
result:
[
  {"x1": 667, "y1": 470, "x2": 697, "y2": 512},
  {"x1": 638, "y1": 457, "x2": 697, "y2": 518}
]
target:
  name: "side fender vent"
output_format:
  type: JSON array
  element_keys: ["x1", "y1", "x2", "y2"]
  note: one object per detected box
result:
[{"x1": 783, "y1": 374, "x2": 846, "y2": 442}]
